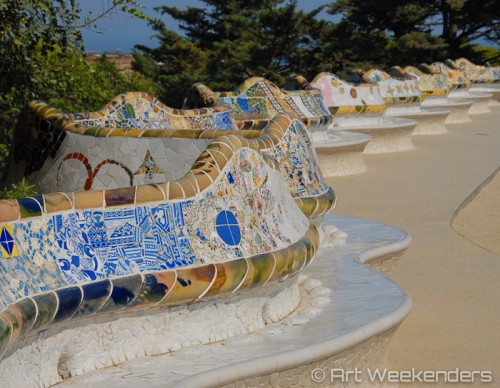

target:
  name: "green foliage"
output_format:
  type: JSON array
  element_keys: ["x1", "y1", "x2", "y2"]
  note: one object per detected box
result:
[
  {"x1": 471, "y1": 46, "x2": 500, "y2": 66},
  {"x1": 134, "y1": 0, "x2": 326, "y2": 106},
  {"x1": 0, "y1": 0, "x2": 151, "y2": 192},
  {"x1": 327, "y1": 0, "x2": 500, "y2": 66},
  {"x1": 0, "y1": 177, "x2": 37, "y2": 200},
  {"x1": 33, "y1": 44, "x2": 157, "y2": 113}
]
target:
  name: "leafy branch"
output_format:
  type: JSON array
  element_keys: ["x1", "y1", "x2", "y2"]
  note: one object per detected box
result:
[{"x1": 71, "y1": 0, "x2": 148, "y2": 30}]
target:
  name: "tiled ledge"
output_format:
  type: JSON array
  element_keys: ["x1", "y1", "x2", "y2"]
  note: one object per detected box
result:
[{"x1": 57, "y1": 215, "x2": 412, "y2": 387}]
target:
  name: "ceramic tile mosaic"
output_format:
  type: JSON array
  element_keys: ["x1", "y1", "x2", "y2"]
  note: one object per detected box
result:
[
  {"x1": 0, "y1": 111, "x2": 335, "y2": 345},
  {"x1": 421, "y1": 62, "x2": 472, "y2": 90},
  {"x1": 3, "y1": 95, "x2": 252, "y2": 193},
  {"x1": 449, "y1": 58, "x2": 500, "y2": 84},
  {"x1": 401, "y1": 66, "x2": 451, "y2": 98},
  {"x1": 262, "y1": 118, "x2": 329, "y2": 199},
  {"x1": 354, "y1": 69, "x2": 424, "y2": 106},
  {"x1": 0, "y1": 125, "x2": 327, "y2": 361},
  {"x1": 67, "y1": 92, "x2": 237, "y2": 131},
  {"x1": 184, "y1": 77, "x2": 332, "y2": 130},
  {"x1": 0, "y1": 146, "x2": 311, "y2": 307},
  {"x1": 5, "y1": 97, "x2": 333, "y2": 216},
  {"x1": 288, "y1": 73, "x2": 388, "y2": 116}
]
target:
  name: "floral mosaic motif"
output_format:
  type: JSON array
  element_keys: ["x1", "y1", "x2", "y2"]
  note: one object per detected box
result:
[
  {"x1": 134, "y1": 150, "x2": 164, "y2": 181},
  {"x1": 295, "y1": 73, "x2": 388, "y2": 116},
  {"x1": 402, "y1": 66, "x2": 451, "y2": 97},
  {"x1": 360, "y1": 69, "x2": 424, "y2": 105},
  {"x1": 58, "y1": 152, "x2": 134, "y2": 190},
  {"x1": 185, "y1": 77, "x2": 332, "y2": 130},
  {"x1": 450, "y1": 58, "x2": 500, "y2": 84}
]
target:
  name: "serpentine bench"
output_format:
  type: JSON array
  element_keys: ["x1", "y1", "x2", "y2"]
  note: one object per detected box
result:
[
  {"x1": 448, "y1": 58, "x2": 500, "y2": 105},
  {"x1": 184, "y1": 77, "x2": 332, "y2": 131},
  {"x1": 403, "y1": 66, "x2": 473, "y2": 124},
  {"x1": 422, "y1": 63, "x2": 492, "y2": 114},
  {"x1": 285, "y1": 74, "x2": 419, "y2": 171},
  {"x1": 49, "y1": 215, "x2": 412, "y2": 388},
  {"x1": 3, "y1": 95, "x2": 335, "y2": 223},
  {"x1": 356, "y1": 68, "x2": 451, "y2": 135},
  {"x1": 0, "y1": 113, "x2": 337, "y2": 386},
  {"x1": 451, "y1": 58, "x2": 500, "y2": 84}
]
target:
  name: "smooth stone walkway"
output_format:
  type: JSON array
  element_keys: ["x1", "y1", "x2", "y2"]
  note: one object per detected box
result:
[
  {"x1": 452, "y1": 167, "x2": 500, "y2": 256},
  {"x1": 60, "y1": 215, "x2": 411, "y2": 387},
  {"x1": 327, "y1": 106, "x2": 500, "y2": 383}
]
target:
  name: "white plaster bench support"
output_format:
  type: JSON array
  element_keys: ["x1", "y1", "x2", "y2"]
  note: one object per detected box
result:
[
  {"x1": 333, "y1": 117, "x2": 417, "y2": 154},
  {"x1": 420, "y1": 98, "x2": 473, "y2": 124},
  {"x1": 384, "y1": 106, "x2": 451, "y2": 135},
  {"x1": 449, "y1": 91, "x2": 493, "y2": 114},
  {"x1": 470, "y1": 85, "x2": 500, "y2": 106},
  {"x1": 314, "y1": 131, "x2": 371, "y2": 177}
]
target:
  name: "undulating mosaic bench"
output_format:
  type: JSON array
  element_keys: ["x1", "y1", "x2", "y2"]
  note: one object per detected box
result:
[
  {"x1": 448, "y1": 58, "x2": 500, "y2": 104},
  {"x1": 402, "y1": 65, "x2": 473, "y2": 124},
  {"x1": 2, "y1": 94, "x2": 335, "y2": 221},
  {"x1": 303, "y1": 72, "x2": 424, "y2": 154},
  {"x1": 184, "y1": 76, "x2": 333, "y2": 130},
  {"x1": 0, "y1": 113, "x2": 337, "y2": 385},
  {"x1": 405, "y1": 65, "x2": 474, "y2": 124},
  {"x1": 3, "y1": 93, "x2": 241, "y2": 193},
  {"x1": 451, "y1": 58, "x2": 500, "y2": 84},
  {"x1": 422, "y1": 62, "x2": 492, "y2": 114},
  {"x1": 355, "y1": 68, "x2": 451, "y2": 135}
]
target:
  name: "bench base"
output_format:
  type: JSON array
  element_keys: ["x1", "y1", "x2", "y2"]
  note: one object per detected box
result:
[
  {"x1": 314, "y1": 131, "x2": 371, "y2": 177},
  {"x1": 384, "y1": 106, "x2": 451, "y2": 135},
  {"x1": 449, "y1": 91, "x2": 493, "y2": 115},
  {"x1": 470, "y1": 86, "x2": 500, "y2": 105},
  {"x1": 329, "y1": 117, "x2": 417, "y2": 154}
]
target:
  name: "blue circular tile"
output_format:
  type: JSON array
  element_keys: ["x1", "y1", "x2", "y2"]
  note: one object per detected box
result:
[{"x1": 215, "y1": 210, "x2": 241, "y2": 246}]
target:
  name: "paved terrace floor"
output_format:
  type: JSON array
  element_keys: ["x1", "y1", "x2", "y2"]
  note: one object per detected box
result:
[{"x1": 327, "y1": 106, "x2": 500, "y2": 385}]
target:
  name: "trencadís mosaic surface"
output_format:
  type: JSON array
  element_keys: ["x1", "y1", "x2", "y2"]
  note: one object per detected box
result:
[
  {"x1": 422, "y1": 62, "x2": 471, "y2": 90},
  {"x1": 402, "y1": 66, "x2": 451, "y2": 98},
  {"x1": 0, "y1": 124, "x2": 324, "y2": 360},
  {"x1": 67, "y1": 92, "x2": 237, "y2": 132},
  {"x1": 448, "y1": 58, "x2": 500, "y2": 84},
  {"x1": 288, "y1": 73, "x2": 388, "y2": 116},
  {"x1": 356, "y1": 69, "x2": 424, "y2": 106},
  {"x1": 185, "y1": 77, "x2": 332, "y2": 130},
  {"x1": 4, "y1": 100, "x2": 333, "y2": 217}
]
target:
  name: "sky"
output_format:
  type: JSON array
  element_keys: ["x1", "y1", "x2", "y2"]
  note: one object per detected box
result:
[{"x1": 80, "y1": 0, "x2": 334, "y2": 53}]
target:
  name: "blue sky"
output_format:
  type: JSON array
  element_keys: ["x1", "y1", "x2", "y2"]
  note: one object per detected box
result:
[{"x1": 80, "y1": 0, "x2": 334, "y2": 53}]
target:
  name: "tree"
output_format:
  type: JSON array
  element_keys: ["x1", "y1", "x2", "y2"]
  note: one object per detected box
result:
[
  {"x1": 0, "y1": 0, "x2": 149, "y2": 187},
  {"x1": 326, "y1": 0, "x2": 446, "y2": 66},
  {"x1": 133, "y1": 0, "x2": 326, "y2": 107},
  {"x1": 432, "y1": 0, "x2": 500, "y2": 59},
  {"x1": 326, "y1": 0, "x2": 500, "y2": 66}
]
